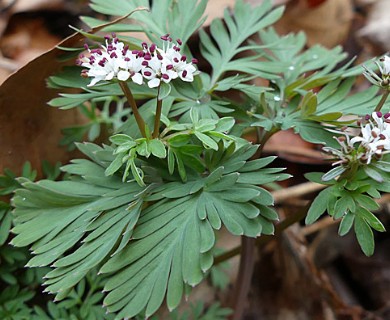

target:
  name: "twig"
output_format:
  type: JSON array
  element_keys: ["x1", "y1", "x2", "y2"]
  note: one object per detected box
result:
[
  {"x1": 230, "y1": 237, "x2": 256, "y2": 320},
  {"x1": 300, "y1": 216, "x2": 336, "y2": 236},
  {"x1": 0, "y1": 56, "x2": 18, "y2": 71},
  {"x1": 272, "y1": 182, "x2": 326, "y2": 204}
]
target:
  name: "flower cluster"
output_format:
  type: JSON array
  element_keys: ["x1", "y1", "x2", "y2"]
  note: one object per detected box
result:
[
  {"x1": 324, "y1": 112, "x2": 390, "y2": 165},
  {"x1": 77, "y1": 33, "x2": 198, "y2": 88},
  {"x1": 363, "y1": 55, "x2": 390, "y2": 89}
]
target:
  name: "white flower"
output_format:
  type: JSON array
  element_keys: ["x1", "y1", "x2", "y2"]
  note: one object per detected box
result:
[
  {"x1": 350, "y1": 112, "x2": 390, "y2": 163},
  {"x1": 178, "y1": 63, "x2": 197, "y2": 82},
  {"x1": 139, "y1": 34, "x2": 198, "y2": 88},
  {"x1": 324, "y1": 112, "x2": 390, "y2": 165},
  {"x1": 78, "y1": 33, "x2": 199, "y2": 88},
  {"x1": 78, "y1": 35, "x2": 145, "y2": 87},
  {"x1": 362, "y1": 55, "x2": 390, "y2": 88},
  {"x1": 381, "y1": 55, "x2": 390, "y2": 76}
]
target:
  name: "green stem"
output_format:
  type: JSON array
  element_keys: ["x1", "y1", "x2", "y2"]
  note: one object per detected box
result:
[
  {"x1": 375, "y1": 90, "x2": 390, "y2": 112},
  {"x1": 119, "y1": 81, "x2": 147, "y2": 138},
  {"x1": 152, "y1": 87, "x2": 163, "y2": 139}
]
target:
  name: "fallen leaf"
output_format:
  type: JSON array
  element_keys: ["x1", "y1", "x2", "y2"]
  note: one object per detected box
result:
[{"x1": 0, "y1": 8, "x2": 147, "y2": 175}]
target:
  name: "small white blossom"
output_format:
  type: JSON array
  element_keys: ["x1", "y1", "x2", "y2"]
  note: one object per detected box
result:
[
  {"x1": 380, "y1": 55, "x2": 390, "y2": 76},
  {"x1": 363, "y1": 55, "x2": 390, "y2": 88},
  {"x1": 78, "y1": 34, "x2": 145, "y2": 87},
  {"x1": 325, "y1": 112, "x2": 390, "y2": 165},
  {"x1": 78, "y1": 34, "x2": 199, "y2": 89},
  {"x1": 138, "y1": 35, "x2": 198, "y2": 88},
  {"x1": 350, "y1": 112, "x2": 390, "y2": 163}
]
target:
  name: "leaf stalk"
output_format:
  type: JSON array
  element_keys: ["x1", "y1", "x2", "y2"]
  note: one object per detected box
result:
[
  {"x1": 119, "y1": 81, "x2": 147, "y2": 138},
  {"x1": 152, "y1": 86, "x2": 163, "y2": 139},
  {"x1": 375, "y1": 90, "x2": 390, "y2": 112}
]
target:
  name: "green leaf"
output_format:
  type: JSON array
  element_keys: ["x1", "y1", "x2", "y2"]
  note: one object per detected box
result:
[
  {"x1": 305, "y1": 187, "x2": 334, "y2": 224},
  {"x1": 355, "y1": 194, "x2": 380, "y2": 211},
  {"x1": 364, "y1": 166, "x2": 384, "y2": 182},
  {"x1": 136, "y1": 140, "x2": 150, "y2": 158},
  {"x1": 300, "y1": 91, "x2": 317, "y2": 117},
  {"x1": 158, "y1": 82, "x2": 172, "y2": 100},
  {"x1": 356, "y1": 207, "x2": 385, "y2": 232},
  {"x1": 338, "y1": 211, "x2": 354, "y2": 236},
  {"x1": 110, "y1": 134, "x2": 134, "y2": 145},
  {"x1": 149, "y1": 139, "x2": 167, "y2": 158},
  {"x1": 130, "y1": 159, "x2": 146, "y2": 186},
  {"x1": 195, "y1": 132, "x2": 219, "y2": 150},
  {"x1": 293, "y1": 120, "x2": 338, "y2": 147},
  {"x1": 354, "y1": 215, "x2": 375, "y2": 256},
  {"x1": 200, "y1": 0, "x2": 284, "y2": 89},
  {"x1": 104, "y1": 154, "x2": 124, "y2": 176},
  {"x1": 373, "y1": 160, "x2": 390, "y2": 172},
  {"x1": 304, "y1": 172, "x2": 335, "y2": 185},
  {"x1": 0, "y1": 209, "x2": 12, "y2": 245},
  {"x1": 168, "y1": 148, "x2": 175, "y2": 174},
  {"x1": 333, "y1": 195, "x2": 355, "y2": 220},
  {"x1": 99, "y1": 173, "x2": 270, "y2": 317},
  {"x1": 11, "y1": 144, "x2": 146, "y2": 297},
  {"x1": 322, "y1": 166, "x2": 346, "y2": 182}
]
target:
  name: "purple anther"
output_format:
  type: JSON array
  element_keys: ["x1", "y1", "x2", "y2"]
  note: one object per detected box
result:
[
  {"x1": 144, "y1": 54, "x2": 152, "y2": 61},
  {"x1": 142, "y1": 60, "x2": 149, "y2": 66},
  {"x1": 150, "y1": 44, "x2": 156, "y2": 52},
  {"x1": 182, "y1": 70, "x2": 188, "y2": 78},
  {"x1": 110, "y1": 52, "x2": 118, "y2": 58},
  {"x1": 161, "y1": 33, "x2": 170, "y2": 41},
  {"x1": 191, "y1": 58, "x2": 198, "y2": 64},
  {"x1": 157, "y1": 54, "x2": 163, "y2": 60},
  {"x1": 166, "y1": 64, "x2": 174, "y2": 70},
  {"x1": 173, "y1": 57, "x2": 179, "y2": 63},
  {"x1": 162, "y1": 73, "x2": 169, "y2": 80},
  {"x1": 376, "y1": 111, "x2": 383, "y2": 117},
  {"x1": 180, "y1": 55, "x2": 187, "y2": 62},
  {"x1": 144, "y1": 71, "x2": 152, "y2": 77},
  {"x1": 176, "y1": 39, "x2": 182, "y2": 45}
]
